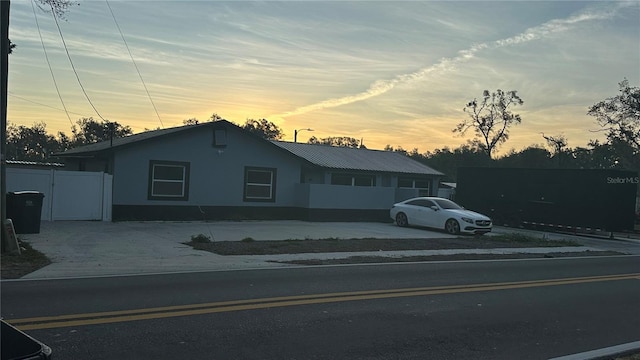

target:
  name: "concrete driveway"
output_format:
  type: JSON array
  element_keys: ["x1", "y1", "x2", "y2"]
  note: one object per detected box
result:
[
  {"x1": 14, "y1": 220, "x2": 456, "y2": 279},
  {"x1": 12, "y1": 220, "x2": 635, "y2": 280}
]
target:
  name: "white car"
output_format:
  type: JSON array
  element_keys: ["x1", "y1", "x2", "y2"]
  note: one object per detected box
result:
[{"x1": 390, "y1": 197, "x2": 492, "y2": 235}]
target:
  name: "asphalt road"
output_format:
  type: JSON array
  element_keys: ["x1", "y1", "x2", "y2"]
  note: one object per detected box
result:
[{"x1": 2, "y1": 256, "x2": 640, "y2": 360}]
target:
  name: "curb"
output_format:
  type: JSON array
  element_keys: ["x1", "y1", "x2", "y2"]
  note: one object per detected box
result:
[{"x1": 548, "y1": 340, "x2": 640, "y2": 360}]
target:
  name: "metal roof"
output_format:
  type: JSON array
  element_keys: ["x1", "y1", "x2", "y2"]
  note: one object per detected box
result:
[
  {"x1": 271, "y1": 141, "x2": 443, "y2": 176},
  {"x1": 54, "y1": 121, "x2": 443, "y2": 176}
]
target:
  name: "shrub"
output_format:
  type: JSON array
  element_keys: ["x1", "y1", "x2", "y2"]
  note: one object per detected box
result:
[{"x1": 191, "y1": 234, "x2": 212, "y2": 243}]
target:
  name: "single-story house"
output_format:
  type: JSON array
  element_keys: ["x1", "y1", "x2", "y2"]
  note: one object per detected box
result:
[{"x1": 56, "y1": 120, "x2": 443, "y2": 222}]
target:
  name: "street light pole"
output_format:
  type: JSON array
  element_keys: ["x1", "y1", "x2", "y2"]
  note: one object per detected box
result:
[{"x1": 294, "y1": 128, "x2": 313, "y2": 143}]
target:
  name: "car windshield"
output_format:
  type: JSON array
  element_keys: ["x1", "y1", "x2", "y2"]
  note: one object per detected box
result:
[{"x1": 433, "y1": 199, "x2": 463, "y2": 210}]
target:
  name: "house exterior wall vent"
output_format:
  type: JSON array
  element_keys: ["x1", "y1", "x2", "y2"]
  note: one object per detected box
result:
[{"x1": 213, "y1": 128, "x2": 228, "y2": 147}]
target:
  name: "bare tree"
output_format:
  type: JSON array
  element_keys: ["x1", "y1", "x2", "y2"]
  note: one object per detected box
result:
[
  {"x1": 34, "y1": 0, "x2": 79, "y2": 20},
  {"x1": 454, "y1": 89, "x2": 523, "y2": 159},
  {"x1": 542, "y1": 133, "x2": 568, "y2": 156}
]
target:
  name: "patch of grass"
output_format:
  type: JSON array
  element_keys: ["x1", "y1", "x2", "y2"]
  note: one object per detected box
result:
[
  {"x1": 616, "y1": 353, "x2": 640, "y2": 360},
  {"x1": 1, "y1": 240, "x2": 51, "y2": 279},
  {"x1": 191, "y1": 234, "x2": 212, "y2": 243}
]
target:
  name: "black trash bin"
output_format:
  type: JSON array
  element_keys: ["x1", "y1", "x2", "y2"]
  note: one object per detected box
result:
[{"x1": 6, "y1": 191, "x2": 45, "y2": 234}]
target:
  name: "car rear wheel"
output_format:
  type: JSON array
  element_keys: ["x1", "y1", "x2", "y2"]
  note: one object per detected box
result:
[
  {"x1": 395, "y1": 213, "x2": 409, "y2": 227},
  {"x1": 445, "y1": 219, "x2": 460, "y2": 234}
]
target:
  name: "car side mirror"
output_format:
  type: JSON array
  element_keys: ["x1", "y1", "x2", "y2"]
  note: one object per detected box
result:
[{"x1": 430, "y1": 206, "x2": 438, "y2": 211}]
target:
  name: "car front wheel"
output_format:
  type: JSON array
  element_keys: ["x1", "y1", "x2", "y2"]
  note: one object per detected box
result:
[
  {"x1": 395, "y1": 213, "x2": 409, "y2": 227},
  {"x1": 445, "y1": 219, "x2": 460, "y2": 234}
]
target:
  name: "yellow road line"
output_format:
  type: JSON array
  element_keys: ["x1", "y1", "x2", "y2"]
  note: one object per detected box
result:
[{"x1": 9, "y1": 273, "x2": 639, "y2": 331}]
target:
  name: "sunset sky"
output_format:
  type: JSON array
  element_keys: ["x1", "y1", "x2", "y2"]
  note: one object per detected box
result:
[{"x1": 6, "y1": 1, "x2": 640, "y2": 155}]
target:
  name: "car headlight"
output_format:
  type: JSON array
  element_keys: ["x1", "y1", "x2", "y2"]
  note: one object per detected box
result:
[{"x1": 461, "y1": 217, "x2": 474, "y2": 224}]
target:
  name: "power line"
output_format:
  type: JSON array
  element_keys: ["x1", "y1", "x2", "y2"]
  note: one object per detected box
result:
[
  {"x1": 48, "y1": 1, "x2": 108, "y2": 122},
  {"x1": 8, "y1": 93, "x2": 154, "y2": 133},
  {"x1": 106, "y1": 0, "x2": 164, "y2": 129},
  {"x1": 30, "y1": 0, "x2": 74, "y2": 127},
  {"x1": 9, "y1": 93, "x2": 87, "y2": 118}
]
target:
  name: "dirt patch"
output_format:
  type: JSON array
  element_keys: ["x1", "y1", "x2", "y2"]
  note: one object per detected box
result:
[
  {"x1": 185, "y1": 234, "x2": 582, "y2": 256},
  {"x1": 184, "y1": 235, "x2": 625, "y2": 265}
]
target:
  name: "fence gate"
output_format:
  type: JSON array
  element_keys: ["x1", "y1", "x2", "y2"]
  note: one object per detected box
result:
[{"x1": 6, "y1": 168, "x2": 112, "y2": 221}]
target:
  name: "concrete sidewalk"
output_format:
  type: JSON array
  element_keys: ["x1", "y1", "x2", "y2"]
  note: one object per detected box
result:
[{"x1": 11, "y1": 220, "x2": 631, "y2": 280}]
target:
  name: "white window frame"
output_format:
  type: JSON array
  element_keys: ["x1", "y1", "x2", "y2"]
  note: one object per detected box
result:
[
  {"x1": 148, "y1": 161, "x2": 189, "y2": 200},
  {"x1": 244, "y1": 167, "x2": 276, "y2": 202}
]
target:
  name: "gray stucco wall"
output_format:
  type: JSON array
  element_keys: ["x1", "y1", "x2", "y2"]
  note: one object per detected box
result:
[
  {"x1": 305, "y1": 183, "x2": 396, "y2": 209},
  {"x1": 111, "y1": 125, "x2": 302, "y2": 207},
  {"x1": 63, "y1": 158, "x2": 109, "y2": 173}
]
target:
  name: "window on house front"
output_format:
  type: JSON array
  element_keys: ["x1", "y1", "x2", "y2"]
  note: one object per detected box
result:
[
  {"x1": 331, "y1": 173, "x2": 376, "y2": 187},
  {"x1": 331, "y1": 174, "x2": 353, "y2": 186},
  {"x1": 244, "y1": 167, "x2": 276, "y2": 202},
  {"x1": 148, "y1": 160, "x2": 190, "y2": 200},
  {"x1": 398, "y1": 177, "x2": 430, "y2": 196}
]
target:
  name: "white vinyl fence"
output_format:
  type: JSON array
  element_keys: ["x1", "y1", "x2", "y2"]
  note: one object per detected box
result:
[{"x1": 6, "y1": 168, "x2": 112, "y2": 221}]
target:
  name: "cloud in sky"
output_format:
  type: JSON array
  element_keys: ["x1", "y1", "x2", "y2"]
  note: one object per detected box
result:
[
  {"x1": 273, "y1": 2, "x2": 629, "y2": 120},
  {"x1": 7, "y1": 1, "x2": 639, "y2": 152}
]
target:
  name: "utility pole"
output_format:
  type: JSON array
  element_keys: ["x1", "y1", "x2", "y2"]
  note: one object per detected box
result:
[
  {"x1": 1, "y1": 0, "x2": 77, "y2": 252},
  {"x1": 1, "y1": 0, "x2": 11, "y2": 252}
]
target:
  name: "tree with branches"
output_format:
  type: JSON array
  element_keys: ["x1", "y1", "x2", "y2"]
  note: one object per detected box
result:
[
  {"x1": 454, "y1": 89, "x2": 523, "y2": 159},
  {"x1": 183, "y1": 113, "x2": 224, "y2": 126},
  {"x1": 542, "y1": 133, "x2": 568, "y2": 167},
  {"x1": 71, "y1": 117, "x2": 132, "y2": 146},
  {"x1": 242, "y1": 118, "x2": 284, "y2": 140},
  {"x1": 183, "y1": 118, "x2": 199, "y2": 126},
  {"x1": 309, "y1": 136, "x2": 361, "y2": 148},
  {"x1": 587, "y1": 79, "x2": 639, "y2": 171},
  {"x1": 6, "y1": 122, "x2": 65, "y2": 161}
]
